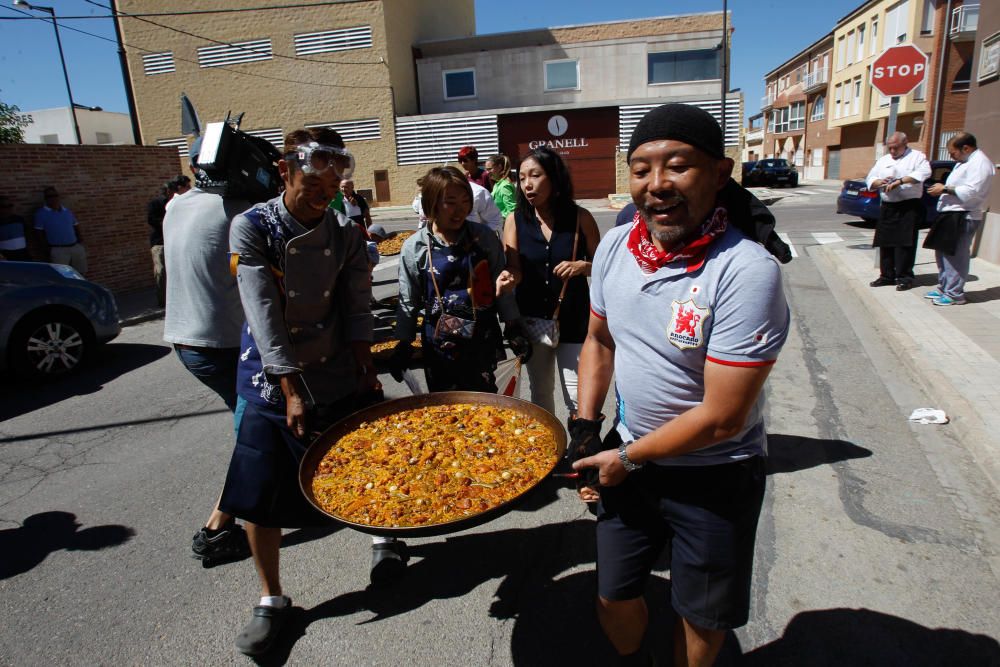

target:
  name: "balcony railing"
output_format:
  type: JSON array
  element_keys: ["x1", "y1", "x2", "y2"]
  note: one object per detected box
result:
[
  {"x1": 761, "y1": 93, "x2": 775, "y2": 110},
  {"x1": 745, "y1": 128, "x2": 764, "y2": 143},
  {"x1": 951, "y1": 3, "x2": 979, "y2": 41},
  {"x1": 803, "y1": 68, "x2": 829, "y2": 93}
]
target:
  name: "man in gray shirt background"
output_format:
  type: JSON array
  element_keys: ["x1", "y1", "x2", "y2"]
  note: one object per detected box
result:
[{"x1": 162, "y1": 146, "x2": 251, "y2": 566}]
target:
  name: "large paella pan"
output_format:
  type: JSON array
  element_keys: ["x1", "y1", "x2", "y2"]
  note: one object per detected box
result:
[{"x1": 299, "y1": 392, "x2": 566, "y2": 537}]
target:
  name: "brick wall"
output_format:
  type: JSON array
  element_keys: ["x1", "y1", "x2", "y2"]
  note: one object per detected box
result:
[{"x1": 1, "y1": 144, "x2": 180, "y2": 294}]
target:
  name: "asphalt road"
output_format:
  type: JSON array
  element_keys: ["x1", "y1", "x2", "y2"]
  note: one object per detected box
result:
[{"x1": 1, "y1": 188, "x2": 998, "y2": 665}]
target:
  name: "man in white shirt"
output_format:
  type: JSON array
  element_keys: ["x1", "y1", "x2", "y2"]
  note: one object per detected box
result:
[
  {"x1": 924, "y1": 132, "x2": 995, "y2": 306},
  {"x1": 865, "y1": 132, "x2": 932, "y2": 291},
  {"x1": 412, "y1": 178, "x2": 503, "y2": 233}
]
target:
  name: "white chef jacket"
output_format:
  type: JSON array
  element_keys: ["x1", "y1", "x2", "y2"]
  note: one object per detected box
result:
[
  {"x1": 937, "y1": 149, "x2": 995, "y2": 221},
  {"x1": 865, "y1": 148, "x2": 932, "y2": 203}
]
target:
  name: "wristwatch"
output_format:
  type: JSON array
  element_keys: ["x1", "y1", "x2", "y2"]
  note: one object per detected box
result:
[{"x1": 617, "y1": 441, "x2": 644, "y2": 473}]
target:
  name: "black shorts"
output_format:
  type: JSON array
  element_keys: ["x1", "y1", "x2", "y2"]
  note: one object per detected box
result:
[
  {"x1": 595, "y1": 451, "x2": 766, "y2": 631},
  {"x1": 219, "y1": 394, "x2": 375, "y2": 528}
]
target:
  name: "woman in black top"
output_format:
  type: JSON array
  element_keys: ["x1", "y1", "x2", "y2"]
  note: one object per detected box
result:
[{"x1": 503, "y1": 147, "x2": 600, "y2": 415}]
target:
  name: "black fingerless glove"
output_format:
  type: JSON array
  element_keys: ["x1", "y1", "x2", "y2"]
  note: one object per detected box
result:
[
  {"x1": 507, "y1": 334, "x2": 533, "y2": 363},
  {"x1": 567, "y1": 414, "x2": 605, "y2": 488}
]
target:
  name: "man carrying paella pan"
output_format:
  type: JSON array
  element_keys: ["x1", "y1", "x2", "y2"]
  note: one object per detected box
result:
[{"x1": 221, "y1": 127, "x2": 381, "y2": 656}]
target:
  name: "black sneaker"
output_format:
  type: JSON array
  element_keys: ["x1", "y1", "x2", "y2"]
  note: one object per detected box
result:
[
  {"x1": 192, "y1": 523, "x2": 250, "y2": 566},
  {"x1": 235, "y1": 597, "x2": 290, "y2": 656},
  {"x1": 370, "y1": 540, "x2": 409, "y2": 585}
]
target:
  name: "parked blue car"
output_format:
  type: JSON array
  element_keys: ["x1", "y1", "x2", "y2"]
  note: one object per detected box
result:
[
  {"x1": 836, "y1": 160, "x2": 955, "y2": 226},
  {"x1": 0, "y1": 261, "x2": 120, "y2": 379}
]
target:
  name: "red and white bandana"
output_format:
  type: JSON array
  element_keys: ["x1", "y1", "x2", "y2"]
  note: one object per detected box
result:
[{"x1": 626, "y1": 206, "x2": 729, "y2": 274}]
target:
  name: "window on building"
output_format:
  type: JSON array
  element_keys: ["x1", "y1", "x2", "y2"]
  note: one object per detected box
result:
[
  {"x1": 443, "y1": 68, "x2": 476, "y2": 100},
  {"x1": 834, "y1": 84, "x2": 843, "y2": 118},
  {"x1": 778, "y1": 77, "x2": 786, "y2": 92},
  {"x1": 848, "y1": 31, "x2": 857, "y2": 65},
  {"x1": 811, "y1": 94, "x2": 826, "y2": 120},
  {"x1": 142, "y1": 51, "x2": 175, "y2": 76},
  {"x1": 197, "y1": 39, "x2": 273, "y2": 68},
  {"x1": 879, "y1": 92, "x2": 890, "y2": 107},
  {"x1": 853, "y1": 77, "x2": 862, "y2": 114},
  {"x1": 157, "y1": 137, "x2": 189, "y2": 159},
  {"x1": 767, "y1": 112, "x2": 775, "y2": 133},
  {"x1": 938, "y1": 130, "x2": 958, "y2": 160},
  {"x1": 774, "y1": 107, "x2": 790, "y2": 133},
  {"x1": 95, "y1": 132, "x2": 112, "y2": 144},
  {"x1": 951, "y1": 57, "x2": 972, "y2": 91},
  {"x1": 647, "y1": 49, "x2": 720, "y2": 84},
  {"x1": 843, "y1": 82, "x2": 853, "y2": 116},
  {"x1": 913, "y1": 80, "x2": 926, "y2": 100},
  {"x1": 245, "y1": 128, "x2": 283, "y2": 150},
  {"x1": 920, "y1": 0, "x2": 936, "y2": 34},
  {"x1": 979, "y1": 32, "x2": 1000, "y2": 82},
  {"x1": 871, "y1": 18, "x2": 879, "y2": 55},
  {"x1": 885, "y1": 0, "x2": 910, "y2": 48},
  {"x1": 789, "y1": 101, "x2": 806, "y2": 130},
  {"x1": 306, "y1": 118, "x2": 381, "y2": 142},
  {"x1": 544, "y1": 59, "x2": 580, "y2": 91},
  {"x1": 837, "y1": 37, "x2": 846, "y2": 70},
  {"x1": 40, "y1": 134, "x2": 59, "y2": 144},
  {"x1": 812, "y1": 147, "x2": 824, "y2": 167},
  {"x1": 857, "y1": 25, "x2": 866, "y2": 61},
  {"x1": 294, "y1": 26, "x2": 373, "y2": 55},
  {"x1": 795, "y1": 145, "x2": 805, "y2": 166}
]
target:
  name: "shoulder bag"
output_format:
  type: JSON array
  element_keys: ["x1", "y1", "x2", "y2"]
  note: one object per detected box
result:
[
  {"x1": 522, "y1": 214, "x2": 580, "y2": 348},
  {"x1": 426, "y1": 228, "x2": 477, "y2": 342}
]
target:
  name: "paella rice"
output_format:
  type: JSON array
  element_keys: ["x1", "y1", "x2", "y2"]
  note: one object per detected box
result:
[
  {"x1": 311, "y1": 403, "x2": 559, "y2": 527},
  {"x1": 376, "y1": 230, "x2": 415, "y2": 256}
]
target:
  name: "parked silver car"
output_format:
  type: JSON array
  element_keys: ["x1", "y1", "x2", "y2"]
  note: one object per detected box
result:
[{"x1": 0, "y1": 261, "x2": 120, "y2": 379}]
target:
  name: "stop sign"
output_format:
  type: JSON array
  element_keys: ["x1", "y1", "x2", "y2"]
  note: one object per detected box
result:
[{"x1": 871, "y1": 44, "x2": 928, "y2": 96}]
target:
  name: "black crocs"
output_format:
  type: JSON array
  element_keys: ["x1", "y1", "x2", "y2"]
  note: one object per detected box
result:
[
  {"x1": 370, "y1": 540, "x2": 409, "y2": 585},
  {"x1": 234, "y1": 598, "x2": 290, "y2": 656}
]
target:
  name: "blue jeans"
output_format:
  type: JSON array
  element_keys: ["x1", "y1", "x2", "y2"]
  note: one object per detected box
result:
[
  {"x1": 935, "y1": 217, "x2": 981, "y2": 299},
  {"x1": 174, "y1": 346, "x2": 239, "y2": 412}
]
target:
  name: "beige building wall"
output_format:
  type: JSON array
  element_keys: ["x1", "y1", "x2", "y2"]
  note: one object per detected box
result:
[
  {"x1": 117, "y1": 0, "x2": 473, "y2": 205},
  {"x1": 382, "y1": 0, "x2": 475, "y2": 115},
  {"x1": 828, "y1": 0, "x2": 933, "y2": 132}
]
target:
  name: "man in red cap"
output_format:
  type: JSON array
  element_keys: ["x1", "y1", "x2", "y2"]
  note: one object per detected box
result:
[{"x1": 458, "y1": 145, "x2": 493, "y2": 191}]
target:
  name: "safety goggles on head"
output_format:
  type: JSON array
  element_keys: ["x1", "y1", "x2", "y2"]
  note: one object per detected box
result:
[{"x1": 286, "y1": 142, "x2": 354, "y2": 178}]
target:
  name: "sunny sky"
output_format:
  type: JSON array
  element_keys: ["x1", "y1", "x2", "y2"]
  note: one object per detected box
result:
[{"x1": 0, "y1": 0, "x2": 863, "y2": 124}]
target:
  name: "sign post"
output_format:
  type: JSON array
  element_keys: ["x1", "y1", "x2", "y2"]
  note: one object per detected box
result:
[{"x1": 870, "y1": 44, "x2": 928, "y2": 141}]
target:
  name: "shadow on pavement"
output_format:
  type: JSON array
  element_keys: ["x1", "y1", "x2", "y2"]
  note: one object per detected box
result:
[
  {"x1": 280, "y1": 524, "x2": 343, "y2": 549},
  {"x1": 730, "y1": 607, "x2": 1000, "y2": 666},
  {"x1": 0, "y1": 511, "x2": 135, "y2": 580},
  {"x1": 509, "y1": 570, "x2": 675, "y2": 666},
  {"x1": 765, "y1": 434, "x2": 872, "y2": 475},
  {"x1": 255, "y1": 519, "x2": 601, "y2": 665},
  {"x1": 0, "y1": 408, "x2": 230, "y2": 444},
  {"x1": 967, "y1": 284, "x2": 1000, "y2": 304},
  {"x1": 0, "y1": 342, "x2": 171, "y2": 421}
]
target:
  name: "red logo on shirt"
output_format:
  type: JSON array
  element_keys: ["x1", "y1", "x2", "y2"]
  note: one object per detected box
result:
[{"x1": 667, "y1": 299, "x2": 710, "y2": 350}]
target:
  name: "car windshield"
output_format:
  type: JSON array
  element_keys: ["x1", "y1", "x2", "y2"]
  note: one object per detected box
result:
[{"x1": 760, "y1": 160, "x2": 789, "y2": 168}]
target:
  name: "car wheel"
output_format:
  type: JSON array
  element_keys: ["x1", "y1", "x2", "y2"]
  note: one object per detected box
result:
[{"x1": 9, "y1": 310, "x2": 94, "y2": 379}]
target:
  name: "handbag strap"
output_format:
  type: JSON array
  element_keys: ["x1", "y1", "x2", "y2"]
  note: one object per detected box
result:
[
  {"x1": 550, "y1": 210, "x2": 581, "y2": 321},
  {"x1": 425, "y1": 226, "x2": 476, "y2": 321}
]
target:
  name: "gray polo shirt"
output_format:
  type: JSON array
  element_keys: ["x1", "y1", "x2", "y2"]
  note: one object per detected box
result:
[
  {"x1": 591, "y1": 223, "x2": 789, "y2": 465},
  {"x1": 162, "y1": 188, "x2": 247, "y2": 348}
]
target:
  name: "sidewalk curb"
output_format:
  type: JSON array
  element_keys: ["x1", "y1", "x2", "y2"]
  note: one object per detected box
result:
[
  {"x1": 119, "y1": 309, "x2": 164, "y2": 327},
  {"x1": 812, "y1": 242, "x2": 1000, "y2": 492}
]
